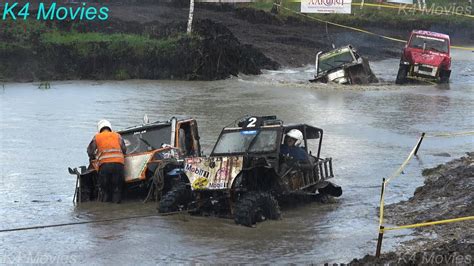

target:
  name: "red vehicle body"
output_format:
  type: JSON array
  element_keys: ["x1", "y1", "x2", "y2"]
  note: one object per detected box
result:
[{"x1": 396, "y1": 30, "x2": 451, "y2": 84}]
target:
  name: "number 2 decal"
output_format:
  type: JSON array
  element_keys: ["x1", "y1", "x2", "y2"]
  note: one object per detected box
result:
[{"x1": 247, "y1": 117, "x2": 257, "y2": 127}]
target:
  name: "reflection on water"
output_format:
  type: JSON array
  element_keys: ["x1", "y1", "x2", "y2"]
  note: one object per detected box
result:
[{"x1": 0, "y1": 52, "x2": 473, "y2": 263}]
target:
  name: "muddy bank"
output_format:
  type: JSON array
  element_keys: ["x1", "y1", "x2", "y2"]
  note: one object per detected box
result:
[
  {"x1": 110, "y1": 2, "x2": 473, "y2": 67},
  {"x1": 2, "y1": 2, "x2": 472, "y2": 81},
  {"x1": 0, "y1": 16, "x2": 278, "y2": 82},
  {"x1": 351, "y1": 153, "x2": 473, "y2": 265}
]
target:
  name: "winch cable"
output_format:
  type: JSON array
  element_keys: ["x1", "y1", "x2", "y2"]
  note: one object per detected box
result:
[
  {"x1": 0, "y1": 210, "x2": 190, "y2": 234},
  {"x1": 144, "y1": 158, "x2": 182, "y2": 203}
]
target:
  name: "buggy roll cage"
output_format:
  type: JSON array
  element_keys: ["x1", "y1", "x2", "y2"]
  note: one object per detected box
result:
[{"x1": 211, "y1": 115, "x2": 324, "y2": 160}]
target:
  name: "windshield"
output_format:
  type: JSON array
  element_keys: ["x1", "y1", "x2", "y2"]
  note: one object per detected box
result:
[
  {"x1": 409, "y1": 35, "x2": 449, "y2": 53},
  {"x1": 121, "y1": 126, "x2": 171, "y2": 154},
  {"x1": 318, "y1": 49, "x2": 355, "y2": 73},
  {"x1": 212, "y1": 129, "x2": 278, "y2": 155}
]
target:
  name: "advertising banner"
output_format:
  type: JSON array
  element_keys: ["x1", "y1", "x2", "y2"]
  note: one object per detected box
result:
[
  {"x1": 185, "y1": 156, "x2": 243, "y2": 190},
  {"x1": 301, "y1": 0, "x2": 352, "y2": 14},
  {"x1": 387, "y1": 0, "x2": 414, "y2": 4}
]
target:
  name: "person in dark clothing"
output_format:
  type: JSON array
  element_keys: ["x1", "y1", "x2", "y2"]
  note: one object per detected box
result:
[
  {"x1": 280, "y1": 129, "x2": 309, "y2": 162},
  {"x1": 87, "y1": 119, "x2": 127, "y2": 203}
]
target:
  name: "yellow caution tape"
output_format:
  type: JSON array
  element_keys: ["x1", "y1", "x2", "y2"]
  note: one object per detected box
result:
[
  {"x1": 351, "y1": 3, "x2": 474, "y2": 19},
  {"x1": 289, "y1": 1, "x2": 474, "y2": 18},
  {"x1": 382, "y1": 216, "x2": 474, "y2": 232},
  {"x1": 385, "y1": 134, "x2": 422, "y2": 184},
  {"x1": 379, "y1": 131, "x2": 473, "y2": 227},
  {"x1": 276, "y1": 4, "x2": 474, "y2": 51},
  {"x1": 451, "y1": 46, "x2": 474, "y2": 51},
  {"x1": 379, "y1": 132, "x2": 425, "y2": 226},
  {"x1": 426, "y1": 131, "x2": 474, "y2": 138},
  {"x1": 278, "y1": 5, "x2": 406, "y2": 42}
]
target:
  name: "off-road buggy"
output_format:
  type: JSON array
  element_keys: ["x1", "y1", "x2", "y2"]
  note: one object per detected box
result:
[
  {"x1": 69, "y1": 117, "x2": 201, "y2": 203},
  {"x1": 311, "y1": 45, "x2": 378, "y2": 85},
  {"x1": 159, "y1": 116, "x2": 342, "y2": 226}
]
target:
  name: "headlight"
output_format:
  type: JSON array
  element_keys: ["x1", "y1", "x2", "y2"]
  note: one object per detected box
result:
[{"x1": 327, "y1": 69, "x2": 346, "y2": 81}]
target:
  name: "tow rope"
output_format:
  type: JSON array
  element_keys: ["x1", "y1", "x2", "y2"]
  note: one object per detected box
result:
[{"x1": 0, "y1": 210, "x2": 189, "y2": 233}]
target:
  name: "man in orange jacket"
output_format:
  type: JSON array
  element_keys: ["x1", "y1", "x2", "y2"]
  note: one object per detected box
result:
[{"x1": 87, "y1": 120, "x2": 127, "y2": 203}]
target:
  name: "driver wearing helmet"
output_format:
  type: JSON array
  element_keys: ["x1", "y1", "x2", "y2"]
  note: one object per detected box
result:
[
  {"x1": 280, "y1": 129, "x2": 308, "y2": 162},
  {"x1": 87, "y1": 119, "x2": 127, "y2": 203}
]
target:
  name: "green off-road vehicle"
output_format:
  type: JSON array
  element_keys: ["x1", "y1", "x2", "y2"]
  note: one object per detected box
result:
[{"x1": 159, "y1": 116, "x2": 342, "y2": 226}]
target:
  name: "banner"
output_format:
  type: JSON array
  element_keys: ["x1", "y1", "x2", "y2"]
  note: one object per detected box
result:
[
  {"x1": 195, "y1": 0, "x2": 254, "y2": 2},
  {"x1": 386, "y1": 0, "x2": 414, "y2": 4},
  {"x1": 301, "y1": 0, "x2": 352, "y2": 14}
]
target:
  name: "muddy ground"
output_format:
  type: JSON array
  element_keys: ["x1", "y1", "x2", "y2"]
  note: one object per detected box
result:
[
  {"x1": 351, "y1": 153, "x2": 474, "y2": 265},
  {"x1": 109, "y1": 2, "x2": 473, "y2": 67}
]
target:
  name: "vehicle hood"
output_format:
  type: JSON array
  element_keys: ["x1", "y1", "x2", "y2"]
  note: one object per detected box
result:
[{"x1": 409, "y1": 50, "x2": 447, "y2": 66}]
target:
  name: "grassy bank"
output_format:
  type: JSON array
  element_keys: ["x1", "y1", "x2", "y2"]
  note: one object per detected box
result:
[
  {"x1": 246, "y1": 0, "x2": 473, "y2": 31},
  {"x1": 0, "y1": 18, "x2": 278, "y2": 81},
  {"x1": 0, "y1": 20, "x2": 195, "y2": 81}
]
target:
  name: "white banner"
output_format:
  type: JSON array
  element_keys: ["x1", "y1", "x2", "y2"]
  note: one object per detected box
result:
[
  {"x1": 301, "y1": 0, "x2": 352, "y2": 14},
  {"x1": 387, "y1": 0, "x2": 414, "y2": 4},
  {"x1": 196, "y1": 0, "x2": 254, "y2": 2}
]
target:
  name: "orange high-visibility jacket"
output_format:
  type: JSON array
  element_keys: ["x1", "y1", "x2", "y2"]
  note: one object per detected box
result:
[{"x1": 94, "y1": 131, "x2": 125, "y2": 166}]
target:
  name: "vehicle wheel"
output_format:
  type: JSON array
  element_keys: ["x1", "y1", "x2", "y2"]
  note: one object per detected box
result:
[
  {"x1": 234, "y1": 192, "x2": 281, "y2": 226},
  {"x1": 317, "y1": 193, "x2": 330, "y2": 204},
  {"x1": 439, "y1": 70, "x2": 450, "y2": 83},
  {"x1": 158, "y1": 183, "x2": 193, "y2": 213},
  {"x1": 395, "y1": 65, "x2": 408, "y2": 84}
]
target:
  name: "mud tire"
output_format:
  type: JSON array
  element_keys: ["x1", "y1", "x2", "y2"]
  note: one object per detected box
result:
[
  {"x1": 158, "y1": 183, "x2": 193, "y2": 213},
  {"x1": 395, "y1": 65, "x2": 408, "y2": 85},
  {"x1": 234, "y1": 192, "x2": 281, "y2": 226},
  {"x1": 439, "y1": 70, "x2": 450, "y2": 84}
]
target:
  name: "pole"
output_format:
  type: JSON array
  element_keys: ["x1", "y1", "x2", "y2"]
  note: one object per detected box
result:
[
  {"x1": 376, "y1": 178, "x2": 386, "y2": 257},
  {"x1": 414, "y1": 132, "x2": 425, "y2": 156},
  {"x1": 187, "y1": 0, "x2": 195, "y2": 35},
  {"x1": 376, "y1": 226, "x2": 385, "y2": 257}
]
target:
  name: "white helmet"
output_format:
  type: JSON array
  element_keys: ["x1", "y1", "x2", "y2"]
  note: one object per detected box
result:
[
  {"x1": 286, "y1": 129, "x2": 303, "y2": 147},
  {"x1": 97, "y1": 119, "x2": 112, "y2": 132}
]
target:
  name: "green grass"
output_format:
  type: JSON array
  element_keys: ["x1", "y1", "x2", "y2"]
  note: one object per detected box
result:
[
  {"x1": 1, "y1": 19, "x2": 191, "y2": 52},
  {"x1": 43, "y1": 31, "x2": 183, "y2": 48},
  {"x1": 245, "y1": 0, "x2": 473, "y2": 29}
]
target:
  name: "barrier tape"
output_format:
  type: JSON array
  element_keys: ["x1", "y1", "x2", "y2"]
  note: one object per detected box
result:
[
  {"x1": 351, "y1": 3, "x2": 474, "y2": 19},
  {"x1": 385, "y1": 136, "x2": 421, "y2": 185},
  {"x1": 276, "y1": 4, "x2": 474, "y2": 51},
  {"x1": 382, "y1": 216, "x2": 474, "y2": 232},
  {"x1": 286, "y1": 1, "x2": 474, "y2": 19},
  {"x1": 375, "y1": 132, "x2": 473, "y2": 254},
  {"x1": 378, "y1": 130, "x2": 472, "y2": 227},
  {"x1": 378, "y1": 135, "x2": 419, "y2": 226},
  {"x1": 426, "y1": 131, "x2": 474, "y2": 138}
]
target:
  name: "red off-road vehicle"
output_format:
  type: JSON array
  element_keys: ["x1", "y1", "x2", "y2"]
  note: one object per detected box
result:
[{"x1": 396, "y1": 30, "x2": 451, "y2": 84}]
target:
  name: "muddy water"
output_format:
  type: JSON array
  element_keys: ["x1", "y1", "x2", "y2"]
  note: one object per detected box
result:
[{"x1": 0, "y1": 51, "x2": 473, "y2": 264}]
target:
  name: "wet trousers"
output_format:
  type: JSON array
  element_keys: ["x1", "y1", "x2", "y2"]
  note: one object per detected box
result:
[{"x1": 98, "y1": 163, "x2": 124, "y2": 203}]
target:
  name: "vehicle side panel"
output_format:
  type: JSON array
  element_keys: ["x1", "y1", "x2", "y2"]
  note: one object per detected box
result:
[{"x1": 185, "y1": 156, "x2": 243, "y2": 190}]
